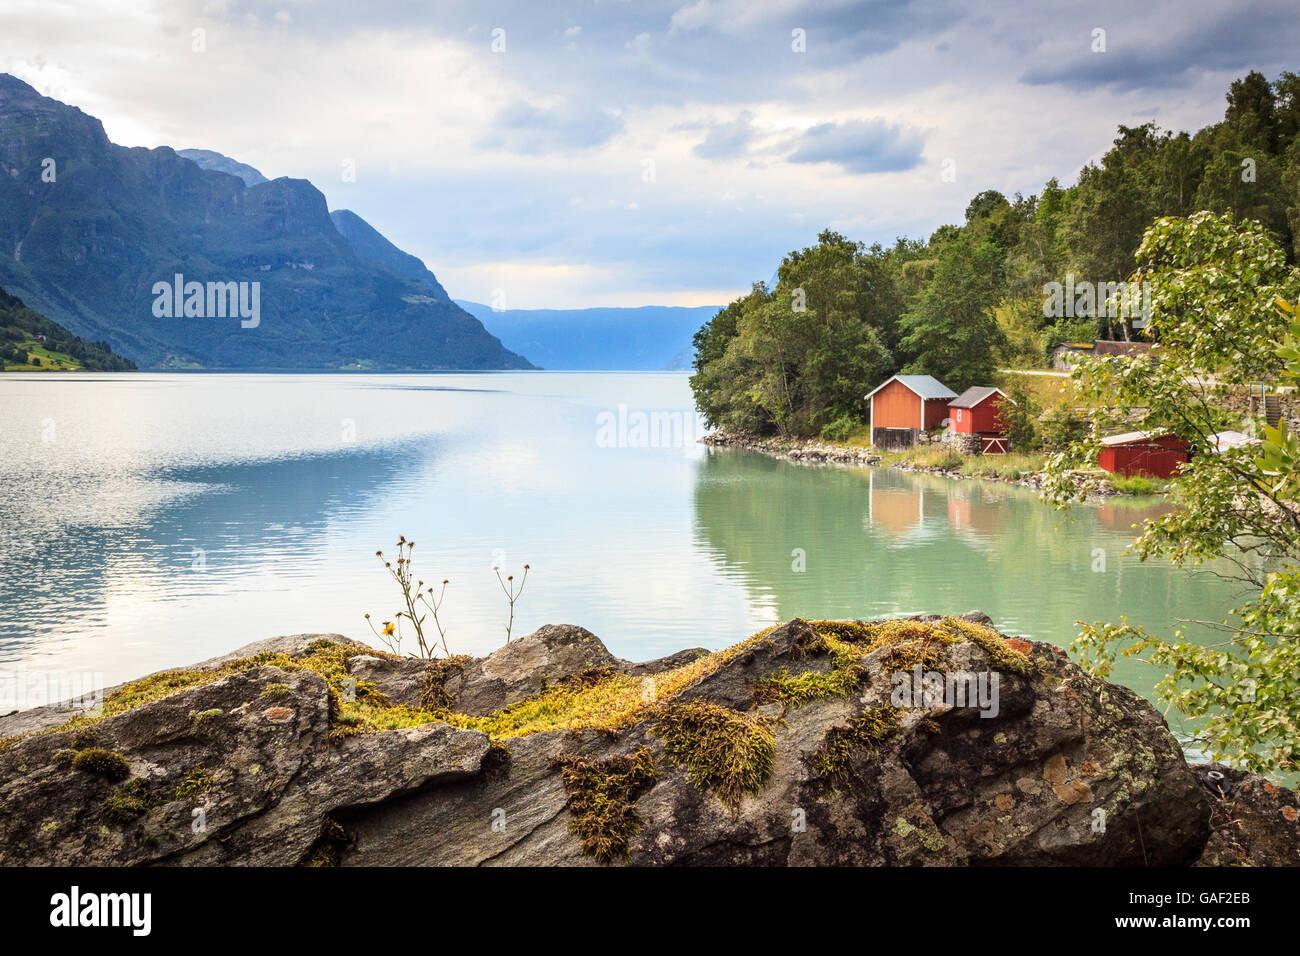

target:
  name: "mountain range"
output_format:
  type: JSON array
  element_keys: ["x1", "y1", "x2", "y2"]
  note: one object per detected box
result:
[
  {"x1": 0, "y1": 75, "x2": 531, "y2": 370},
  {"x1": 455, "y1": 301, "x2": 719, "y2": 371}
]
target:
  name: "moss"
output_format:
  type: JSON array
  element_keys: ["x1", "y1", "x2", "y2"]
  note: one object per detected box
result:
[
  {"x1": 754, "y1": 665, "x2": 863, "y2": 708},
  {"x1": 71, "y1": 747, "x2": 130, "y2": 781},
  {"x1": 553, "y1": 667, "x2": 618, "y2": 692},
  {"x1": 804, "y1": 705, "x2": 902, "y2": 793},
  {"x1": 188, "y1": 708, "x2": 223, "y2": 726},
  {"x1": 51, "y1": 748, "x2": 77, "y2": 766},
  {"x1": 939, "y1": 616, "x2": 1034, "y2": 675},
  {"x1": 656, "y1": 700, "x2": 776, "y2": 808},
  {"x1": 419, "y1": 655, "x2": 473, "y2": 710},
  {"x1": 259, "y1": 683, "x2": 291, "y2": 699},
  {"x1": 553, "y1": 748, "x2": 658, "y2": 863},
  {"x1": 0, "y1": 735, "x2": 24, "y2": 755},
  {"x1": 174, "y1": 766, "x2": 213, "y2": 800},
  {"x1": 102, "y1": 779, "x2": 161, "y2": 824}
]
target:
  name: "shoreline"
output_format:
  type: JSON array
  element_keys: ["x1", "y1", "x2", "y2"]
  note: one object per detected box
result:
[{"x1": 700, "y1": 429, "x2": 1129, "y2": 498}]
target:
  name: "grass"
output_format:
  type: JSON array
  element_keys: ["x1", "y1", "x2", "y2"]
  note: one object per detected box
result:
[
  {"x1": 956, "y1": 452, "x2": 1048, "y2": 480},
  {"x1": 1105, "y1": 473, "x2": 1167, "y2": 495},
  {"x1": 1, "y1": 339, "x2": 81, "y2": 371}
]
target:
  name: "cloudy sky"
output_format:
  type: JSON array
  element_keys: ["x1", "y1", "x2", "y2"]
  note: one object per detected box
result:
[{"x1": 2, "y1": 0, "x2": 1296, "y2": 307}]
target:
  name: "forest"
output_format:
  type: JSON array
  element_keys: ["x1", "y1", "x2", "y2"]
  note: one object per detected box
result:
[{"x1": 690, "y1": 70, "x2": 1300, "y2": 439}]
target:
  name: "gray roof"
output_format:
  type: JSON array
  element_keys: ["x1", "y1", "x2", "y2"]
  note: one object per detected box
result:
[
  {"x1": 865, "y1": 374, "x2": 957, "y2": 402},
  {"x1": 949, "y1": 386, "x2": 1005, "y2": 409}
]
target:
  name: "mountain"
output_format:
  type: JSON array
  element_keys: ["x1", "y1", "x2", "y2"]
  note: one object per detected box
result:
[
  {"x1": 0, "y1": 75, "x2": 533, "y2": 370},
  {"x1": 1, "y1": 283, "x2": 135, "y2": 370},
  {"x1": 454, "y1": 301, "x2": 721, "y2": 371},
  {"x1": 330, "y1": 210, "x2": 449, "y2": 300},
  {"x1": 177, "y1": 149, "x2": 268, "y2": 186}
]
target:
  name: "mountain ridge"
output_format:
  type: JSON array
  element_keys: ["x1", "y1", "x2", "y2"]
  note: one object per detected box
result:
[
  {"x1": 456, "y1": 300, "x2": 721, "y2": 371},
  {"x1": 0, "y1": 75, "x2": 532, "y2": 371}
]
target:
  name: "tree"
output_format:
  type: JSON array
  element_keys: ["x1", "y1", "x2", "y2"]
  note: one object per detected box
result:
[
  {"x1": 1042, "y1": 211, "x2": 1300, "y2": 775},
  {"x1": 898, "y1": 233, "x2": 1006, "y2": 392}
]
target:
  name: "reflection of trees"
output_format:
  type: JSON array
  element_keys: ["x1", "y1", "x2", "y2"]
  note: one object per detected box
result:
[
  {"x1": 0, "y1": 440, "x2": 429, "y2": 643},
  {"x1": 689, "y1": 449, "x2": 1241, "y2": 653}
]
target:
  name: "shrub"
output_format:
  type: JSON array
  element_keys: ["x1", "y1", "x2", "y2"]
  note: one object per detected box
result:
[{"x1": 820, "y1": 415, "x2": 860, "y2": 443}]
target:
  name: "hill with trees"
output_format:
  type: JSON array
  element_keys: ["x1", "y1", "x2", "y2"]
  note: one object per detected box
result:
[
  {"x1": 691, "y1": 70, "x2": 1300, "y2": 439},
  {"x1": 0, "y1": 284, "x2": 134, "y2": 371}
]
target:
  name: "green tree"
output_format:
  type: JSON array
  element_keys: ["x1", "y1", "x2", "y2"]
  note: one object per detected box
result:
[
  {"x1": 898, "y1": 233, "x2": 1006, "y2": 392},
  {"x1": 1042, "y1": 212, "x2": 1300, "y2": 775}
]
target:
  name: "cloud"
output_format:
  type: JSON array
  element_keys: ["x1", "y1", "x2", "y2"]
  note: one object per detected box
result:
[
  {"x1": 1020, "y1": 3, "x2": 1298, "y2": 92},
  {"x1": 786, "y1": 118, "x2": 926, "y2": 174},
  {"x1": 477, "y1": 101, "x2": 624, "y2": 155},
  {"x1": 691, "y1": 110, "x2": 760, "y2": 159}
]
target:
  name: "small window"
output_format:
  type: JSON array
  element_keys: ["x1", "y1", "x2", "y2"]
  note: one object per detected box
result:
[{"x1": 956, "y1": 408, "x2": 962, "y2": 422}]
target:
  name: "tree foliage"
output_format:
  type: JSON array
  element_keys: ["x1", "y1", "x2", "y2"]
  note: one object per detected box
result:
[
  {"x1": 691, "y1": 71, "x2": 1300, "y2": 439},
  {"x1": 1043, "y1": 212, "x2": 1300, "y2": 774}
]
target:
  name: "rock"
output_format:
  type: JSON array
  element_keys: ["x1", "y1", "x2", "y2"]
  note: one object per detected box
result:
[
  {"x1": 445, "y1": 624, "x2": 619, "y2": 715},
  {"x1": 1195, "y1": 763, "x2": 1300, "y2": 866},
  {"x1": 1, "y1": 616, "x2": 1291, "y2": 866}
]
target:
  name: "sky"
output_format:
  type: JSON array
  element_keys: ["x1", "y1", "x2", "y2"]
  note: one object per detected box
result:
[{"x1": 2, "y1": 0, "x2": 1297, "y2": 308}]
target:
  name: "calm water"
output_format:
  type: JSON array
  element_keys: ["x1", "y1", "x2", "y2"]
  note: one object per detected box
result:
[{"x1": 0, "y1": 372, "x2": 1248, "y2": 733}]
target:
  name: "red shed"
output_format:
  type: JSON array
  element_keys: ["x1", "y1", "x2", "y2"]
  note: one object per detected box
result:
[
  {"x1": 1098, "y1": 431, "x2": 1189, "y2": 479},
  {"x1": 949, "y1": 386, "x2": 1012, "y2": 454},
  {"x1": 865, "y1": 374, "x2": 956, "y2": 448}
]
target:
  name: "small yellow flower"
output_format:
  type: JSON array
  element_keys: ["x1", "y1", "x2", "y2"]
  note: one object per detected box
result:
[{"x1": 382, "y1": 621, "x2": 395, "y2": 637}]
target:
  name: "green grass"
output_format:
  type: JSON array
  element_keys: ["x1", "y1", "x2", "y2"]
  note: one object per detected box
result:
[
  {"x1": 1, "y1": 339, "x2": 81, "y2": 371},
  {"x1": 1105, "y1": 473, "x2": 1167, "y2": 495},
  {"x1": 955, "y1": 452, "x2": 1048, "y2": 480}
]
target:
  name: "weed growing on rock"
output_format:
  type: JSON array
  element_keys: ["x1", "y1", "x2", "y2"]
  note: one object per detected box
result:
[
  {"x1": 366, "y1": 536, "x2": 451, "y2": 659},
  {"x1": 494, "y1": 562, "x2": 530, "y2": 643}
]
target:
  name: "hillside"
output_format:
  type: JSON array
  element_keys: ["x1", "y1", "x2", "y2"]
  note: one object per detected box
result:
[
  {"x1": 0, "y1": 75, "x2": 533, "y2": 371},
  {"x1": 0, "y1": 284, "x2": 134, "y2": 371},
  {"x1": 455, "y1": 300, "x2": 720, "y2": 371}
]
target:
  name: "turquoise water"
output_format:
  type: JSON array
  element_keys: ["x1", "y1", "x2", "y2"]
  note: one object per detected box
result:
[{"x1": 0, "y1": 371, "x2": 1248, "y2": 727}]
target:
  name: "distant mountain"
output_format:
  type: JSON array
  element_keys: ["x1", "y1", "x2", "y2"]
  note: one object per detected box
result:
[
  {"x1": 0, "y1": 75, "x2": 533, "y2": 370},
  {"x1": 454, "y1": 301, "x2": 721, "y2": 371},
  {"x1": 177, "y1": 148, "x2": 268, "y2": 186},
  {"x1": 1, "y1": 283, "x2": 135, "y2": 370}
]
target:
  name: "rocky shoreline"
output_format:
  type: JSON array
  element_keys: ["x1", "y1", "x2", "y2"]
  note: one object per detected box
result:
[
  {"x1": 1, "y1": 615, "x2": 1294, "y2": 866},
  {"x1": 701, "y1": 429, "x2": 1127, "y2": 498}
]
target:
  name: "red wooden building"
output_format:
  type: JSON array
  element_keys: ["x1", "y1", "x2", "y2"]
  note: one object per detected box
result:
[
  {"x1": 865, "y1": 374, "x2": 956, "y2": 449},
  {"x1": 948, "y1": 386, "x2": 1011, "y2": 453},
  {"x1": 1098, "y1": 431, "x2": 1189, "y2": 478}
]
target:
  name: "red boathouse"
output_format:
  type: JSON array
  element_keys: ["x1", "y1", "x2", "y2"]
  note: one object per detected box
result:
[
  {"x1": 1098, "y1": 431, "x2": 1189, "y2": 479},
  {"x1": 865, "y1": 374, "x2": 957, "y2": 449},
  {"x1": 948, "y1": 386, "x2": 1011, "y2": 454}
]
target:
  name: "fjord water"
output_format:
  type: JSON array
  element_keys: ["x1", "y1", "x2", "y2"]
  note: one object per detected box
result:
[{"x1": 0, "y1": 372, "x2": 1245, "y2": 729}]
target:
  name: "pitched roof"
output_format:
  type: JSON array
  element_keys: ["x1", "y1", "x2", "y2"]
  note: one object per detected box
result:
[
  {"x1": 1099, "y1": 430, "x2": 1180, "y2": 446},
  {"x1": 949, "y1": 386, "x2": 1005, "y2": 409},
  {"x1": 865, "y1": 374, "x2": 957, "y2": 402}
]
